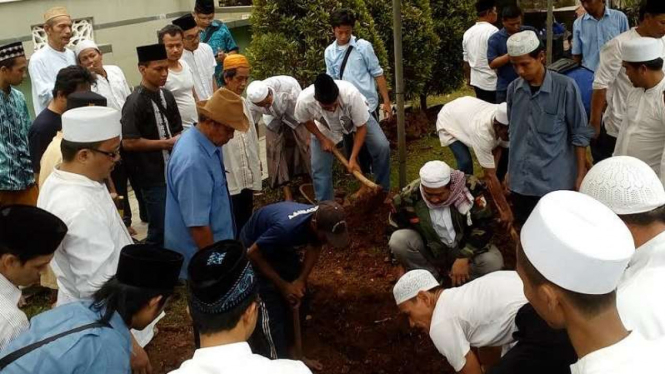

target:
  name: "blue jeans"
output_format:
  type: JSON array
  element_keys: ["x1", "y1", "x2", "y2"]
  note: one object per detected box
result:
[
  {"x1": 141, "y1": 185, "x2": 166, "y2": 247},
  {"x1": 310, "y1": 114, "x2": 391, "y2": 201},
  {"x1": 449, "y1": 141, "x2": 474, "y2": 175}
]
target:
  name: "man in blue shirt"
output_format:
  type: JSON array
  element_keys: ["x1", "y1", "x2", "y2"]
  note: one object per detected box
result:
[
  {"x1": 0, "y1": 244, "x2": 183, "y2": 374},
  {"x1": 193, "y1": 0, "x2": 239, "y2": 87},
  {"x1": 572, "y1": 0, "x2": 629, "y2": 71},
  {"x1": 506, "y1": 31, "x2": 593, "y2": 226},
  {"x1": 165, "y1": 88, "x2": 249, "y2": 278},
  {"x1": 240, "y1": 201, "x2": 349, "y2": 359},
  {"x1": 487, "y1": 5, "x2": 536, "y2": 104}
]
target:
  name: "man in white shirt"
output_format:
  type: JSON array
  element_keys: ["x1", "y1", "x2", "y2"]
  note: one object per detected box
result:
[
  {"x1": 613, "y1": 37, "x2": 665, "y2": 182},
  {"x1": 518, "y1": 190, "x2": 664, "y2": 374},
  {"x1": 160, "y1": 24, "x2": 199, "y2": 129},
  {"x1": 580, "y1": 156, "x2": 665, "y2": 339},
  {"x1": 221, "y1": 54, "x2": 262, "y2": 234},
  {"x1": 436, "y1": 98, "x2": 512, "y2": 226},
  {"x1": 590, "y1": 0, "x2": 665, "y2": 163},
  {"x1": 294, "y1": 73, "x2": 391, "y2": 201},
  {"x1": 463, "y1": 0, "x2": 499, "y2": 103},
  {"x1": 173, "y1": 14, "x2": 217, "y2": 100},
  {"x1": 247, "y1": 77, "x2": 311, "y2": 201},
  {"x1": 0, "y1": 205, "x2": 66, "y2": 351},
  {"x1": 28, "y1": 7, "x2": 76, "y2": 115},
  {"x1": 170, "y1": 240, "x2": 311, "y2": 374}
]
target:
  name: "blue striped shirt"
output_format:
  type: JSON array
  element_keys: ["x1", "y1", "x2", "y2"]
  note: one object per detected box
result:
[
  {"x1": 0, "y1": 88, "x2": 34, "y2": 190},
  {"x1": 573, "y1": 7, "x2": 629, "y2": 71}
]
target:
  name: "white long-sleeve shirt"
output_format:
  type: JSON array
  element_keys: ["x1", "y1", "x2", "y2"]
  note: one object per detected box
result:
[
  {"x1": 249, "y1": 75, "x2": 302, "y2": 131},
  {"x1": 92, "y1": 65, "x2": 132, "y2": 111},
  {"x1": 222, "y1": 99, "x2": 262, "y2": 195},
  {"x1": 181, "y1": 43, "x2": 216, "y2": 100},
  {"x1": 0, "y1": 273, "x2": 29, "y2": 351},
  {"x1": 28, "y1": 45, "x2": 76, "y2": 115}
]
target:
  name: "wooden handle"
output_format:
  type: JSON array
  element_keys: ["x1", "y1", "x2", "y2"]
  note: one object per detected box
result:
[
  {"x1": 292, "y1": 305, "x2": 303, "y2": 359},
  {"x1": 331, "y1": 147, "x2": 380, "y2": 190}
]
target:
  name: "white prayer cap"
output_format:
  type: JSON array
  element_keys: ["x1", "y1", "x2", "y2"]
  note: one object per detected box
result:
[
  {"x1": 393, "y1": 270, "x2": 440, "y2": 305},
  {"x1": 622, "y1": 37, "x2": 662, "y2": 63},
  {"x1": 419, "y1": 161, "x2": 451, "y2": 188},
  {"x1": 247, "y1": 80, "x2": 269, "y2": 104},
  {"x1": 580, "y1": 156, "x2": 665, "y2": 215},
  {"x1": 494, "y1": 103, "x2": 508, "y2": 125},
  {"x1": 62, "y1": 106, "x2": 121, "y2": 143},
  {"x1": 507, "y1": 30, "x2": 541, "y2": 57},
  {"x1": 521, "y1": 191, "x2": 634, "y2": 295},
  {"x1": 75, "y1": 39, "x2": 99, "y2": 58}
]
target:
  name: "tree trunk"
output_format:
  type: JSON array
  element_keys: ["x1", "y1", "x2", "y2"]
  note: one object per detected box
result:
[{"x1": 419, "y1": 93, "x2": 428, "y2": 112}]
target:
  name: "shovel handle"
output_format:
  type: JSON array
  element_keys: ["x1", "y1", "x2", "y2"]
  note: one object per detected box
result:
[
  {"x1": 292, "y1": 305, "x2": 303, "y2": 359},
  {"x1": 331, "y1": 147, "x2": 380, "y2": 190}
]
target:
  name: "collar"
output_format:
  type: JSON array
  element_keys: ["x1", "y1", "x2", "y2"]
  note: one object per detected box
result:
[
  {"x1": 0, "y1": 273, "x2": 21, "y2": 307},
  {"x1": 644, "y1": 75, "x2": 665, "y2": 93},
  {"x1": 191, "y1": 126, "x2": 220, "y2": 157},
  {"x1": 518, "y1": 69, "x2": 553, "y2": 94},
  {"x1": 51, "y1": 167, "x2": 107, "y2": 190},
  {"x1": 571, "y1": 331, "x2": 645, "y2": 374},
  {"x1": 337, "y1": 35, "x2": 358, "y2": 48},
  {"x1": 583, "y1": 6, "x2": 611, "y2": 21},
  {"x1": 628, "y1": 230, "x2": 665, "y2": 272},
  {"x1": 192, "y1": 342, "x2": 253, "y2": 361}
]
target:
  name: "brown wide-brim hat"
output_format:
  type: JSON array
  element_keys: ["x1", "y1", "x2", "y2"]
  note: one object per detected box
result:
[{"x1": 196, "y1": 88, "x2": 249, "y2": 132}]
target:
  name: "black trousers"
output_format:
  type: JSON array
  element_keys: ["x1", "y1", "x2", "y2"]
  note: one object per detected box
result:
[
  {"x1": 488, "y1": 304, "x2": 577, "y2": 374},
  {"x1": 590, "y1": 124, "x2": 617, "y2": 164},
  {"x1": 110, "y1": 161, "x2": 132, "y2": 227},
  {"x1": 511, "y1": 192, "x2": 541, "y2": 227},
  {"x1": 474, "y1": 86, "x2": 497, "y2": 104},
  {"x1": 232, "y1": 189, "x2": 254, "y2": 236}
]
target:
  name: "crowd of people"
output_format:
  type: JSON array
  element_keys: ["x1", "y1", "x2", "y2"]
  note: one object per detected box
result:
[{"x1": 0, "y1": 0, "x2": 664, "y2": 373}]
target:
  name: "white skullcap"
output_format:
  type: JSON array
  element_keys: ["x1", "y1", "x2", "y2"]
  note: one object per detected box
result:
[
  {"x1": 622, "y1": 37, "x2": 662, "y2": 63},
  {"x1": 75, "y1": 39, "x2": 99, "y2": 58},
  {"x1": 495, "y1": 102, "x2": 508, "y2": 125},
  {"x1": 247, "y1": 80, "x2": 269, "y2": 104},
  {"x1": 521, "y1": 191, "x2": 634, "y2": 295},
  {"x1": 507, "y1": 30, "x2": 541, "y2": 57},
  {"x1": 393, "y1": 270, "x2": 440, "y2": 305},
  {"x1": 419, "y1": 161, "x2": 451, "y2": 188},
  {"x1": 62, "y1": 106, "x2": 122, "y2": 143},
  {"x1": 580, "y1": 156, "x2": 665, "y2": 215}
]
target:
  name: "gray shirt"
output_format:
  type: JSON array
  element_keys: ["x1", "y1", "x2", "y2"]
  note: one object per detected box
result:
[{"x1": 507, "y1": 70, "x2": 593, "y2": 197}]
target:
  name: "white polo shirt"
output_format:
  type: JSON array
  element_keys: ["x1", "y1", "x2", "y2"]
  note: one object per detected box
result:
[
  {"x1": 462, "y1": 22, "x2": 499, "y2": 92},
  {"x1": 429, "y1": 271, "x2": 527, "y2": 372}
]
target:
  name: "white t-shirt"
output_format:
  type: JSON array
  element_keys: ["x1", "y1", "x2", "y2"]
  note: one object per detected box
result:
[
  {"x1": 462, "y1": 22, "x2": 499, "y2": 91},
  {"x1": 294, "y1": 80, "x2": 370, "y2": 144},
  {"x1": 570, "y1": 332, "x2": 665, "y2": 374},
  {"x1": 436, "y1": 96, "x2": 502, "y2": 169},
  {"x1": 429, "y1": 271, "x2": 527, "y2": 372},
  {"x1": 164, "y1": 60, "x2": 198, "y2": 128},
  {"x1": 181, "y1": 43, "x2": 216, "y2": 100}
]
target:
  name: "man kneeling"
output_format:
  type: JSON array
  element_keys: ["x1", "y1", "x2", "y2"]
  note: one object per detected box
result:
[{"x1": 171, "y1": 240, "x2": 311, "y2": 373}]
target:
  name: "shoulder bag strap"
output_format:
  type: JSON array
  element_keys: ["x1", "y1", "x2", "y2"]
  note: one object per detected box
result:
[{"x1": 339, "y1": 45, "x2": 355, "y2": 80}]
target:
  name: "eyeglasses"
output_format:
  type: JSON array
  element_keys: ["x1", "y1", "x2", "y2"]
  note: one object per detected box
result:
[{"x1": 88, "y1": 148, "x2": 121, "y2": 160}]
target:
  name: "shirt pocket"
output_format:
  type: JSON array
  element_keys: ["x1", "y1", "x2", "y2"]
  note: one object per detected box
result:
[{"x1": 535, "y1": 107, "x2": 565, "y2": 136}]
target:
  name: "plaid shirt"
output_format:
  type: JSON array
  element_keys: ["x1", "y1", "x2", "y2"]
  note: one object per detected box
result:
[{"x1": 0, "y1": 87, "x2": 34, "y2": 190}]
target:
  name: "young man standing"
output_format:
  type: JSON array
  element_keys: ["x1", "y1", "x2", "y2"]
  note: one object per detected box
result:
[
  {"x1": 0, "y1": 42, "x2": 36, "y2": 206},
  {"x1": 193, "y1": 0, "x2": 239, "y2": 87},
  {"x1": 506, "y1": 30, "x2": 593, "y2": 225},
  {"x1": 173, "y1": 14, "x2": 217, "y2": 100},
  {"x1": 572, "y1": 0, "x2": 629, "y2": 71},
  {"x1": 463, "y1": 0, "x2": 499, "y2": 103},
  {"x1": 518, "y1": 190, "x2": 663, "y2": 374},
  {"x1": 121, "y1": 44, "x2": 182, "y2": 247},
  {"x1": 0, "y1": 205, "x2": 67, "y2": 350},
  {"x1": 28, "y1": 7, "x2": 76, "y2": 114}
]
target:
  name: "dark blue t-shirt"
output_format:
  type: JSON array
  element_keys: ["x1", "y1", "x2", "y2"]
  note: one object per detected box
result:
[
  {"x1": 487, "y1": 26, "x2": 537, "y2": 92},
  {"x1": 240, "y1": 202, "x2": 320, "y2": 257}
]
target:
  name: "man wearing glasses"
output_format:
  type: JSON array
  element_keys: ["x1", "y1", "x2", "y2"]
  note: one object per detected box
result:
[{"x1": 173, "y1": 13, "x2": 218, "y2": 100}]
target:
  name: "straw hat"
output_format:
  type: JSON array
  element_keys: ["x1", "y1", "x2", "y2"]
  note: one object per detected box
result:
[{"x1": 196, "y1": 88, "x2": 249, "y2": 132}]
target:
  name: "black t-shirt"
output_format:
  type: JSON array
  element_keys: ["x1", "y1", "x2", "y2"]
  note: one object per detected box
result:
[
  {"x1": 28, "y1": 108, "x2": 61, "y2": 173},
  {"x1": 121, "y1": 86, "x2": 182, "y2": 187}
]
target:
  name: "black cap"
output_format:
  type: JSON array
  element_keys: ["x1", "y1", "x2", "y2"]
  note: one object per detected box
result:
[
  {"x1": 644, "y1": 0, "x2": 665, "y2": 15},
  {"x1": 116, "y1": 244, "x2": 184, "y2": 290},
  {"x1": 195, "y1": 0, "x2": 215, "y2": 14},
  {"x1": 475, "y1": 0, "x2": 495, "y2": 13},
  {"x1": 187, "y1": 240, "x2": 257, "y2": 314},
  {"x1": 314, "y1": 73, "x2": 339, "y2": 105},
  {"x1": 0, "y1": 42, "x2": 24, "y2": 63},
  {"x1": 66, "y1": 91, "x2": 107, "y2": 111},
  {"x1": 136, "y1": 44, "x2": 167, "y2": 63},
  {"x1": 314, "y1": 201, "x2": 349, "y2": 248},
  {"x1": 0, "y1": 205, "x2": 67, "y2": 258},
  {"x1": 172, "y1": 14, "x2": 198, "y2": 32}
]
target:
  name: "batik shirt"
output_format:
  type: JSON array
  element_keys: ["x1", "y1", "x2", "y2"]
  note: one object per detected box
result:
[
  {"x1": 0, "y1": 88, "x2": 34, "y2": 190},
  {"x1": 200, "y1": 20, "x2": 239, "y2": 87}
]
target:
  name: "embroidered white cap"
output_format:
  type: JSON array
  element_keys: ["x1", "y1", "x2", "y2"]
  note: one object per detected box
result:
[
  {"x1": 622, "y1": 37, "x2": 663, "y2": 63},
  {"x1": 62, "y1": 106, "x2": 122, "y2": 143},
  {"x1": 393, "y1": 270, "x2": 440, "y2": 305},
  {"x1": 507, "y1": 30, "x2": 541, "y2": 57},
  {"x1": 419, "y1": 161, "x2": 451, "y2": 188},
  {"x1": 75, "y1": 39, "x2": 99, "y2": 58},
  {"x1": 580, "y1": 156, "x2": 665, "y2": 215},
  {"x1": 247, "y1": 80, "x2": 269, "y2": 104},
  {"x1": 495, "y1": 102, "x2": 508, "y2": 125},
  {"x1": 521, "y1": 191, "x2": 634, "y2": 295}
]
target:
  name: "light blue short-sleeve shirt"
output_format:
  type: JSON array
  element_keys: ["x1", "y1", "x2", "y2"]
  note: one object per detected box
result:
[
  {"x1": 572, "y1": 7, "x2": 629, "y2": 71},
  {"x1": 325, "y1": 36, "x2": 384, "y2": 112},
  {"x1": 165, "y1": 126, "x2": 235, "y2": 278}
]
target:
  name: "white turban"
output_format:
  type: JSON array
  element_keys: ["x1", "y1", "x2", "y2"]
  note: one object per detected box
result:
[
  {"x1": 247, "y1": 80, "x2": 269, "y2": 104},
  {"x1": 507, "y1": 31, "x2": 541, "y2": 57},
  {"x1": 75, "y1": 39, "x2": 99, "y2": 58},
  {"x1": 622, "y1": 37, "x2": 662, "y2": 63},
  {"x1": 393, "y1": 270, "x2": 439, "y2": 305},
  {"x1": 63, "y1": 106, "x2": 121, "y2": 143},
  {"x1": 419, "y1": 161, "x2": 451, "y2": 188}
]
